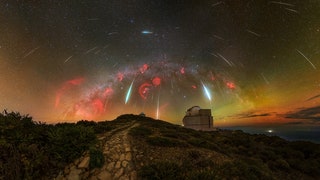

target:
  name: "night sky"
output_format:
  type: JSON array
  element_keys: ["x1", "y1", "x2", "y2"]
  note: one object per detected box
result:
[{"x1": 0, "y1": 0, "x2": 319, "y2": 127}]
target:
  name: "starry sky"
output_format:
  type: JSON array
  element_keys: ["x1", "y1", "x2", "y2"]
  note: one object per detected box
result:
[{"x1": 0, "y1": 0, "x2": 319, "y2": 127}]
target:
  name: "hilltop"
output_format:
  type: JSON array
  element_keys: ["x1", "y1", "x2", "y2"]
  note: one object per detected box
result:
[{"x1": 1, "y1": 112, "x2": 320, "y2": 179}]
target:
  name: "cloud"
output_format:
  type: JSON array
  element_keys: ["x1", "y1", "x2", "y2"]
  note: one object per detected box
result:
[
  {"x1": 285, "y1": 106, "x2": 320, "y2": 122},
  {"x1": 236, "y1": 112, "x2": 272, "y2": 119},
  {"x1": 283, "y1": 121, "x2": 305, "y2": 125},
  {"x1": 306, "y1": 94, "x2": 320, "y2": 101}
]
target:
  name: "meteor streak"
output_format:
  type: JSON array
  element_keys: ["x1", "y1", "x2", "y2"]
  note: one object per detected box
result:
[
  {"x1": 141, "y1": 30, "x2": 153, "y2": 34},
  {"x1": 269, "y1": 1, "x2": 295, "y2": 7},
  {"x1": 217, "y1": 53, "x2": 233, "y2": 67},
  {"x1": 156, "y1": 94, "x2": 160, "y2": 119},
  {"x1": 296, "y1": 49, "x2": 317, "y2": 69},
  {"x1": 125, "y1": 80, "x2": 134, "y2": 104},
  {"x1": 201, "y1": 81, "x2": 212, "y2": 101}
]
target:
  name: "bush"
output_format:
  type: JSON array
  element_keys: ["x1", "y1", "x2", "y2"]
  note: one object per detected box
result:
[
  {"x1": 129, "y1": 126, "x2": 153, "y2": 137},
  {"x1": 146, "y1": 136, "x2": 185, "y2": 147},
  {"x1": 47, "y1": 125, "x2": 96, "y2": 163},
  {"x1": 89, "y1": 147, "x2": 105, "y2": 169},
  {"x1": 186, "y1": 170, "x2": 217, "y2": 180},
  {"x1": 187, "y1": 150, "x2": 202, "y2": 160},
  {"x1": 139, "y1": 161, "x2": 183, "y2": 180}
]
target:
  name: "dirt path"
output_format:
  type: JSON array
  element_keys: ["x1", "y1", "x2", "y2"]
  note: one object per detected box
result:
[{"x1": 55, "y1": 121, "x2": 139, "y2": 180}]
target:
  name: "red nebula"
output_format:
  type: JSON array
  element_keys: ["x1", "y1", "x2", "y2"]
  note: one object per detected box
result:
[
  {"x1": 103, "y1": 87, "x2": 114, "y2": 97},
  {"x1": 180, "y1": 67, "x2": 185, "y2": 74},
  {"x1": 192, "y1": 85, "x2": 197, "y2": 89},
  {"x1": 226, "y1": 82, "x2": 236, "y2": 89},
  {"x1": 117, "y1": 72, "x2": 124, "y2": 82},
  {"x1": 139, "y1": 64, "x2": 149, "y2": 74},
  {"x1": 139, "y1": 83, "x2": 152, "y2": 99},
  {"x1": 67, "y1": 78, "x2": 84, "y2": 85},
  {"x1": 92, "y1": 99, "x2": 104, "y2": 114},
  {"x1": 152, "y1": 77, "x2": 161, "y2": 86},
  {"x1": 55, "y1": 77, "x2": 85, "y2": 107}
]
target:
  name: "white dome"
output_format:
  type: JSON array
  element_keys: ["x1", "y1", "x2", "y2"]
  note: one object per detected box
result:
[{"x1": 186, "y1": 106, "x2": 201, "y2": 116}]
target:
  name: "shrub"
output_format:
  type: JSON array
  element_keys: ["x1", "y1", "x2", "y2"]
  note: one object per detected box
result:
[
  {"x1": 146, "y1": 136, "x2": 184, "y2": 147},
  {"x1": 139, "y1": 161, "x2": 183, "y2": 180},
  {"x1": 47, "y1": 125, "x2": 96, "y2": 163},
  {"x1": 89, "y1": 147, "x2": 105, "y2": 169},
  {"x1": 187, "y1": 150, "x2": 202, "y2": 160},
  {"x1": 129, "y1": 126, "x2": 153, "y2": 137},
  {"x1": 186, "y1": 170, "x2": 217, "y2": 180}
]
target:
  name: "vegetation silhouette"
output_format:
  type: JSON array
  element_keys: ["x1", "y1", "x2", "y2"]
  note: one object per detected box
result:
[{"x1": 0, "y1": 112, "x2": 319, "y2": 179}]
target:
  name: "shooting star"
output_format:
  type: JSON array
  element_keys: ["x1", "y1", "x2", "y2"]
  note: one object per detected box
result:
[
  {"x1": 23, "y1": 46, "x2": 40, "y2": 58},
  {"x1": 209, "y1": 52, "x2": 218, "y2": 58},
  {"x1": 211, "y1": 1, "x2": 223, "y2": 7},
  {"x1": 64, "y1": 55, "x2": 73, "y2": 63},
  {"x1": 217, "y1": 53, "x2": 233, "y2": 67},
  {"x1": 296, "y1": 49, "x2": 317, "y2": 69},
  {"x1": 213, "y1": 34, "x2": 225, "y2": 40},
  {"x1": 284, "y1": 8, "x2": 299, "y2": 14},
  {"x1": 306, "y1": 94, "x2": 320, "y2": 102},
  {"x1": 141, "y1": 30, "x2": 153, "y2": 34},
  {"x1": 156, "y1": 94, "x2": 160, "y2": 119},
  {"x1": 269, "y1": 1, "x2": 295, "y2": 7},
  {"x1": 201, "y1": 81, "x2": 212, "y2": 101},
  {"x1": 246, "y1": 29, "x2": 261, "y2": 37},
  {"x1": 125, "y1": 80, "x2": 135, "y2": 104},
  {"x1": 261, "y1": 73, "x2": 270, "y2": 85},
  {"x1": 84, "y1": 46, "x2": 98, "y2": 54}
]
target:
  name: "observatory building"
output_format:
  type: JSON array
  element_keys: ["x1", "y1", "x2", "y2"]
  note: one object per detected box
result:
[{"x1": 182, "y1": 106, "x2": 214, "y2": 131}]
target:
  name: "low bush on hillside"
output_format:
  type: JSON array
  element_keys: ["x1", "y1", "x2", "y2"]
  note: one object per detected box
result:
[
  {"x1": 0, "y1": 110, "x2": 111, "y2": 179},
  {"x1": 139, "y1": 161, "x2": 183, "y2": 180},
  {"x1": 89, "y1": 147, "x2": 105, "y2": 169},
  {"x1": 129, "y1": 126, "x2": 153, "y2": 137},
  {"x1": 146, "y1": 136, "x2": 187, "y2": 147}
]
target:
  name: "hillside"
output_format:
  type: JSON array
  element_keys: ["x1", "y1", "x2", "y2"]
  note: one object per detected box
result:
[{"x1": 1, "y1": 112, "x2": 320, "y2": 180}]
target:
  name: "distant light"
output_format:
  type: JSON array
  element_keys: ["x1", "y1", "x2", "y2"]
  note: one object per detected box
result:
[
  {"x1": 267, "y1": 129, "x2": 273, "y2": 133},
  {"x1": 141, "y1": 30, "x2": 153, "y2": 34}
]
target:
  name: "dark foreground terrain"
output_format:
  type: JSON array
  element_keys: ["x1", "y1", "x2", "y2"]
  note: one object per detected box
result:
[{"x1": 1, "y1": 111, "x2": 319, "y2": 179}]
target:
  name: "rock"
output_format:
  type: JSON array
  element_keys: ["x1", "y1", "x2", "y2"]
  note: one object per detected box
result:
[
  {"x1": 106, "y1": 162, "x2": 115, "y2": 170},
  {"x1": 115, "y1": 161, "x2": 121, "y2": 169},
  {"x1": 125, "y1": 153, "x2": 132, "y2": 161},
  {"x1": 112, "y1": 153, "x2": 119, "y2": 160},
  {"x1": 65, "y1": 166, "x2": 81, "y2": 180},
  {"x1": 78, "y1": 156, "x2": 90, "y2": 169},
  {"x1": 82, "y1": 171, "x2": 90, "y2": 179},
  {"x1": 119, "y1": 175, "x2": 129, "y2": 180},
  {"x1": 130, "y1": 171, "x2": 137, "y2": 180},
  {"x1": 122, "y1": 161, "x2": 128, "y2": 168},
  {"x1": 120, "y1": 154, "x2": 125, "y2": 161},
  {"x1": 125, "y1": 147, "x2": 131, "y2": 152},
  {"x1": 114, "y1": 168, "x2": 124, "y2": 178},
  {"x1": 73, "y1": 158, "x2": 80, "y2": 166},
  {"x1": 97, "y1": 171, "x2": 112, "y2": 180}
]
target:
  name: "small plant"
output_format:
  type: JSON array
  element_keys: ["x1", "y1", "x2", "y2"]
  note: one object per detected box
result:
[
  {"x1": 139, "y1": 161, "x2": 183, "y2": 180},
  {"x1": 187, "y1": 150, "x2": 201, "y2": 160},
  {"x1": 89, "y1": 147, "x2": 105, "y2": 169},
  {"x1": 129, "y1": 126, "x2": 153, "y2": 137},
  {"x1": 146, "y1": 136, "x2": 184, "y2": 147},
  {"x1": 186, "y1": 170, "x2": 217, "y2": 180}
]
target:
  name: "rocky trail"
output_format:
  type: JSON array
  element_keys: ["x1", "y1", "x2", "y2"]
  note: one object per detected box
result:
[{"x1": 55, "y1": 121, "x2": 139, "y2": 180}]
